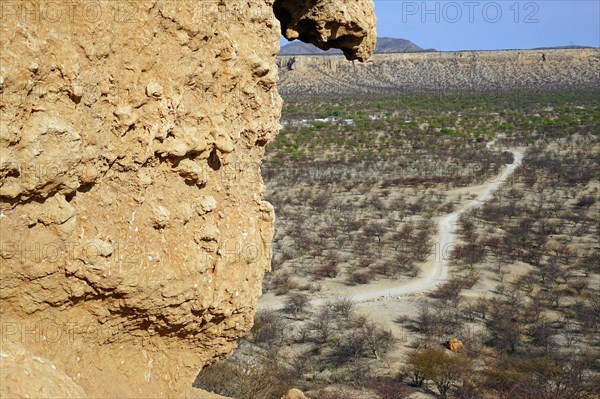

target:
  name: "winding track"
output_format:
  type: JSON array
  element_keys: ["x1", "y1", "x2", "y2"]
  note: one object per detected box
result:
[
  {"x1": 351, "y1": 148, "x2": 524, "y2": 302},
  {"x1": 259, "y1": 148, "x2": 524, "y2": 309}
]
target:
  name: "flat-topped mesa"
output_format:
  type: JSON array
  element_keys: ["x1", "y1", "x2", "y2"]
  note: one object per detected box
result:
[
  {"x1": 277, "y1": 48, "x2": 600, "y2": 95},
  {"x1": 274, "y1": 0, "x2": 377, "y2": 61},
  {"x1": 0, "y1": 0, "x2": 375, "y2": 397}
]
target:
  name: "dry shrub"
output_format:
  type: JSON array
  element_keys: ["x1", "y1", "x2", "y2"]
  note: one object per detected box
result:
[
  {"x1": 312, "y1": 387, "x2": 361, "y2": 399},
  {"x1": 428, "y1": 279, "x2": 463, "y2": 303},
  {"x1": 366, "y1": 376, "x2": 412, "y2": 399},
  {"x1": 250, "y1": 310, "x2": 285, "y2": 347},
  {"x1": 273, "y1": 272, "x2": 299, "y2": 295},
  {"x1": 193, "y1": 356, "x2": 290, "y2": 399},
  {"x1": 312, "y1": 261, "x2": 340, "y2": 279},
  {"x1": 372, "y1": 260, "x2": 395, "y2": 277},
  {"x1": 284, "y1": 292, "x2": 310, "y2": 318},
  {"x1": 348, "y1": 269, "x2": 376, "y2": 285}
]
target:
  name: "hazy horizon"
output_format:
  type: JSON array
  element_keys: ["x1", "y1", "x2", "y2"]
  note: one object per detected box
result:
[{"x1": 280, "y1": 36, "x2": 599, "y2": 52}]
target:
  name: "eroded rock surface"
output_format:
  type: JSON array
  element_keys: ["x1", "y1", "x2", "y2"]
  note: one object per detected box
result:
[
  {"x1": 0, "y1": 0, "x2": 375, "y2": 397},
  {"x1": 0, "y1": 341, "x2": 87, "y2": 398},
  {"x1": 274, "y1": 0, "x2": 376, "y2": 61}
]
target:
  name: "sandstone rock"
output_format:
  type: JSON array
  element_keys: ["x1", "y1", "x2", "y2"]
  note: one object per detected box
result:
[
  {"x1": 114, "y1": 105, "x2": 139, "y2": 128},
  {"x1": 197, "y1": 195, "x2": 218, "y2": 215},
  {"x1": 447, "y1": 338, "x2": 465, "y2": 352},
  {"x1": 2, "y1": 113, "x2": 82, "y2": 200},
  {"x1": 0, "y1": 341, "x2": 88, "y2": 398},
  {"x1": 176, "y1": 159, "x2": 208, "y2": 185},
  {"x1": 151, "y1": 205, "x2": 171, "y2": 229},
  {"x1": 274, "y1": 0, "x2": 377, "y2": 61},
  {"x1": 0, "y1": 0, "x2": 375, "y2": 397},
  {"x1": 164, "y1": 138, "x2": 191, "y2": 157},
  {"x1": 146, "y1": 82, "x2": 164, "y2": 98}
]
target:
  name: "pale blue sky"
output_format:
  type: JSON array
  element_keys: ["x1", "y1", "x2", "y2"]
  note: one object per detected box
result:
[
  {"x1": 281, "y1": 1, "x2": 600, "y2": 51},
  {"x1": 375, "y1": 0, "x2": 600, "y2": 50}
]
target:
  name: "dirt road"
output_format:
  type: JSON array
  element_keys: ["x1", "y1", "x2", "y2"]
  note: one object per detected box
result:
[{"x1": 258, "y1": 148, "x2": 524, "y2": 309}]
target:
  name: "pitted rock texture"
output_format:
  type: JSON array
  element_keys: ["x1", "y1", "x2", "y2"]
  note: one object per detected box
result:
[
  {"x1": 0, "y1": 0, "x2": 375, "y2": 397},
  {"x1": 0, "y1": 341, "x2": 87, "y2": 398},
  {"x1": 274, "y1": 0, "x2": 377, "y2": 61}
]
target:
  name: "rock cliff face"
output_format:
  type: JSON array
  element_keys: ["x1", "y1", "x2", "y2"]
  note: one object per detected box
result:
[
  {"x1": 0, "y1": 0, "x2": 375, "y2": 397},
  {"x1": 278, "y1": 48, "x2": 600, "y2": 96}
]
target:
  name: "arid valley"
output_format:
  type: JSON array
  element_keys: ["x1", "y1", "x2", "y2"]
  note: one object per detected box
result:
[{"x1": 195, "y1": 48, "x2": 600, "y2": 399}]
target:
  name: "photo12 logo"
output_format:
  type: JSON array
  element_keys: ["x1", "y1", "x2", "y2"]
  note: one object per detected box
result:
[
  {"x1": 0, "y1": 1, "x2": 272, "y2": 24},
  {"x1": 401, "y1": 1, "x2": 540, "y2": 24},
  {"x1": 0, "y1": 1, "x2": 103, "y2": 24}
]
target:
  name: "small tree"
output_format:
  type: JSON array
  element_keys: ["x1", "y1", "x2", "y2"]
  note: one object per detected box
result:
[
  {"x1": 579, "y1": 255, "x2": 600, "y2": 277},
  {"x1": 364, "y1": 221, "x2": 387, "y2": 244},
  {"x1": 451, "y1": 242, "x2": 486, "y2": 267},
  {"x1": 330, "y1": 296, "x2": 355, "y2": 322},
  {"x1": 405, "y1": 347, "x2": 472, "y2": 399},
  {"x1": 284, "y1": 292, "x2": 310, "y2": 318},
  {"x1": 335, "y1": 321, "x2": 395, "y2": 362},
  {"x1": 362, "y1": 321, "x2": 396, "y2": 360},
  {"x1": 250, "y1": 310, "x2": 285, "y2": 348},
  {"x1": 308, "y1": 306, "x2": 335, "y2": 343},
  {"x1": 486, "y1": 299, "x2": 522, "y2": 353},
  {"x1": 459, "y1": 217, "x2": 477, "y2": 242}
]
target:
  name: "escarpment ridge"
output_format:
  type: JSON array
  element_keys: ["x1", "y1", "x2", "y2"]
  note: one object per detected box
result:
[{"x1": 278, "y1": 48, "x2": 600, "y2": 96}]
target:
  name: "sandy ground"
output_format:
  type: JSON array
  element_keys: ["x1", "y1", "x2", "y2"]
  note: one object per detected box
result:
[
  {"x1": 259, "y1": 147, "x2": 525, "y2": 311},
  {"x1": 255, "y1": 147, "x2": 525, "y2": 399}
]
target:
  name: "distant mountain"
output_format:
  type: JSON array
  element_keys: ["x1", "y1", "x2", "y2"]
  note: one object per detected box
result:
[
  {"x1": 375, "y1": 37, "x2": 433, "y2": 53},
  {"x1": 279, "y1": 41, "x2": 336, "y2": 55},
  {"x1": 279, "y1": 37, "x2": 433, "y2": 55}
]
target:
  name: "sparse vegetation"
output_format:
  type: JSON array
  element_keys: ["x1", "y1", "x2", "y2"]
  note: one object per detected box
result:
[{"x1": 195, "y1": 90, "x2": 599, "y2": 399}]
